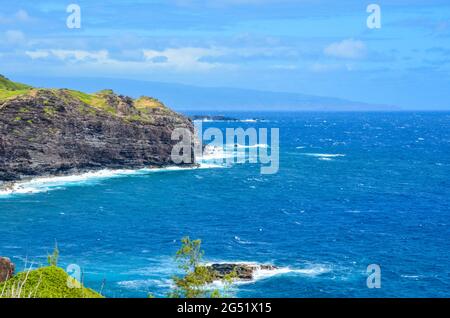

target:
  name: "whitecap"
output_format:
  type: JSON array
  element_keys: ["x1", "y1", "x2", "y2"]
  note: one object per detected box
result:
[
  {"x1": 221, "y1": 143, "x2": 269, "y2": 149},
  {"x1": 301, "y1": 153, "x2": 345, "y2": 158},
  {"x1": 0, "y1": 163, "x2": 223, "y2": 197},
  {"x1": 233, "y1": 236, "x2": 253, "y2": 245},
  {"x1": 401, "y1": 275, "x2": 420, "y2": 279},
  {"x1": 204, "y1": 261, "x2": 331, "y2": 285},
  {"x1": 118, "y1": 278, "x2": 173, "y2": 289}
]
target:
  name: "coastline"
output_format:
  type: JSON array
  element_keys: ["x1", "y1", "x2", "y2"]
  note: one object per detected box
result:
[{"x1": 0, "y1": 162, "x2": 222, "y2": 197}]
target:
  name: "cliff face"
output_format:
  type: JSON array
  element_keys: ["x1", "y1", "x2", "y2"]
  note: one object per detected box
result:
[{"x1": 0, "y1": 76, "x2": 195, "y2": 182}]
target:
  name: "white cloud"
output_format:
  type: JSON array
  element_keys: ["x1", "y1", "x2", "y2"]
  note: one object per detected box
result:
[
  {"x1": 15, "y1": 10, "x2": 30, "y2": 22},
  {"x1": 5, "y1": 30, "x2": 26, "y2": 44},
  {"x1": 143, "y1": 47, "x2": 226, "y2": 71},
  {"x1": 270, "y1": 64, "x2": 297, "y2": 70},
  {"x1": 0, "y1": 10, "x2": 31, "y2": 24},
  {"x1": 25, "y1": 50, "x2": 109, "y2": 62},
  {"x1": 23, "y1": 45, "x2": 298, "y2": 73},
  {"x1": 25, "y1": 47, "x2": 228, "y2": 72},
  {"x1": 25, "y1": 50, "x2": 50, "y2": 59},
  {"x1": 309, "y1": 62, "x2": 341, "y2": 73},
  {"x1": 324, "y1": 39, "x2": 366, "y2": 59}
]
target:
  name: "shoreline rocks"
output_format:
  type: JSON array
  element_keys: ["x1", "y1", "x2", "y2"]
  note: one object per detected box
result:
[
  {"x1": 0, "y1": 257, "x2": 15, "y2": 282},
  {"x1": 206, "y1": 263, "x2": 277, "y2": 281},
  {"x1": 0, "y1": 78, "x2": 196, "y2": 182}
]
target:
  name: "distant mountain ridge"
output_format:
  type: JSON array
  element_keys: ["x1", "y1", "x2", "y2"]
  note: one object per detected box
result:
[{"x1": 13, "y1": 76, "x2": 397, "y2": 112}]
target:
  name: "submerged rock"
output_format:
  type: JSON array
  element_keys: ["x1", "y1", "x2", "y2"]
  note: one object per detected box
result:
[
  {"x1": 207, "y1": 263, "x2": 277, "y2": 281},
  {"x1": 0, "y1": 257, "x2": 15, "y2": 282},
  {"x1": 0, "y1": 76, "x2": 196, "y2": 182}
]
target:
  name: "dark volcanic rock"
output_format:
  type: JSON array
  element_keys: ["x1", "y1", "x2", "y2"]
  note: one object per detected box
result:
[
  {"x1": 0, "y1": 257, "x2": 15, "y2": 282},
  {"x1": 207, "y1": 263, "x2": 277, "y2": 281},
  {"x1": 0, "y1": 87, "x2": 195, "y2": 182},
  {"x1": 191, "y1": 115, "x2": 240, "y2": 122}
]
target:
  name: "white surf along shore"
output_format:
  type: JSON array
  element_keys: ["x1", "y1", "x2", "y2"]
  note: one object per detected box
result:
[
  {"x1": 0, "y1": 142, "x2": 271, "y2": 197},
  {"x1": 117, "y1": 261, "x2": 332, "y2": 293},
  {"x1": 206, "y1": 261, "x2": 331, "y2": 287},
  {"x1": 0, "y1": 163, "x2": 222, "y2": 197}
]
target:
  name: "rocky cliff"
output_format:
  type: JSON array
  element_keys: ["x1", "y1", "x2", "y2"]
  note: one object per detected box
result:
[{"x1": 0, "y1": 75, "x2": 195, "y2": 182}]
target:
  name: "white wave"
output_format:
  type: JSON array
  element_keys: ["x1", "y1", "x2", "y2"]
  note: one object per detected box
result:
[
  {"x1": 250, "y1": 266, "x2": 329, "y2": 282},
  {"x1": 199, "y1": 143, "x2": 264, "y2": 162},
  {"x1": 401, "y1": 275, "x2": 420, "y2": 279},
  {"x1": 0, "y1": 163, "x2": 223, "y2": 197},
  {"x1": 205, "y1": 261, "x2": 330, "y2": 286},
  {"x1": 234, "y1": 143, "x2": 269, "y2": 149},
  {"x1": 199, "y1": 145, "x2": 233, "y2": 161},
  {"x1": 193, "y1": 118, "x2": 261, "y2": 123},
  {"x1": 233, "y1": 236, "x2": 253, "y2": 245},
  {"x1": 118, "y1": 278, "x2": 173, "y2": 289},
  {"x1": 301, "y1": 153, "x2": 345, "y2": 158}
]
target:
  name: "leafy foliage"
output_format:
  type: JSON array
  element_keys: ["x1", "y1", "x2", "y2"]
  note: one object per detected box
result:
[
  {"x1": 0, "y1": 266, "x2": 103, "y2": 298},
  {"x1": 170, "y1": 237, "x2": 235, "y2": 298},
  {"x1": 47, "y1": 242, "x2": 59, "y2": 267}
]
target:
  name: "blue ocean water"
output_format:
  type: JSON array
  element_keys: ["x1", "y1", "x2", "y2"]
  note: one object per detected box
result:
[{"x1": 1, "y1": 112, "x2": 449, "y2": 298}]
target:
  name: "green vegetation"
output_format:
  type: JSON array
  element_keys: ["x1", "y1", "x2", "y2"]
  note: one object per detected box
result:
[
  {"x1": 0, "y1": 75, "x2": 32, "y2": 101},
  {"x1": 0, "y1": 266, "x2": 103, "y2": 298},
  {"x1": 0, "y1": 74, "x2": 31, "y2": 91},
  {"x1": 134, "y1": 96, "x2": 166, "y2": 110},
  {"x1": 0, "y1": 89, "x2": 30, "y2": 100},
  {"x1": 43, "y1": 106, "x2": 57, "y2": 116},
  {"x1": 65, "y1": 89, "x2": 117, "y2": 115},
  {"x1": 0, "y1": 244, "x2": 102, "y2": 298},
  {"x1": 47, "y1": 242, "x2": 59, "y2": 267},
  {"x1": 169, "y1": 237, "x2": 235, "y2": 298},
  {"x1": 0, "y1": 75, "x2": 174, "y2": 122}
]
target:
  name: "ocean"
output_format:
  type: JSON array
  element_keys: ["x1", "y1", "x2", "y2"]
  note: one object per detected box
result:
[{"x1": 1, "y1": 112, "x2": 449, "y2": 297}]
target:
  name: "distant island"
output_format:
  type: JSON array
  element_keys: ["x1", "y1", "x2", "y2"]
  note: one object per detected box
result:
[
  {"x1": 0, "y1": 75, "x2": 195, "y2": 183},
  {"x1": 190, "y1": 115, "x2": 260, "y2": 122}
]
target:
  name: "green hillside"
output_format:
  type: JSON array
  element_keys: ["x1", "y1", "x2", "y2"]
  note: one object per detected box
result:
[{"x1": 0, "y1": 266, "x2": 103, "y2": 298}]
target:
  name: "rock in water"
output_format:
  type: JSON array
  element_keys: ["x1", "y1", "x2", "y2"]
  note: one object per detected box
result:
[
  {"x1": 0, "y1": 257, "x2": 15, "y2": 282},
  {"x1": 0, "y1": 76, "x2": 196, "y2": 181},
  {"x1": 207, "y1": 263, "x2": 277, "y2": 281}
]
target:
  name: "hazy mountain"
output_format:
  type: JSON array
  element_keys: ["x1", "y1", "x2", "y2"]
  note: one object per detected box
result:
[{"x1": 15, "y1": 76, "x2": 397, "y2": 112}]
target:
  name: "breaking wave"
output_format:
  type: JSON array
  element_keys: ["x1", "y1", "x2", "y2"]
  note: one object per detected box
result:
[{"x1": 0, "y1": 163, "x2": 223, "y2": 197}]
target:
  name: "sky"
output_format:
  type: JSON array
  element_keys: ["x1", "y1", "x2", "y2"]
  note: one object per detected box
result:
[{"x1": 1, "y1": 0, "x2": 450, "y2": 109}]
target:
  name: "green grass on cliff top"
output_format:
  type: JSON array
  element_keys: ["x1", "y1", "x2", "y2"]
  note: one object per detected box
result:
[
  {"x1": 0, "y1": 75, "x2": 31, "y2": 91},
  {"x1": 0, "y1": 75, "x2": 32, "y2": 100},
  {"x1": 65, "y1": 89, "x2": 118, "y2": 115},
  {"x1": 0, "y1": 74, "x2": 170, "y2": 120},
  {"x1": 0, "y1": 266, "x2": 103, "y2": 298}
]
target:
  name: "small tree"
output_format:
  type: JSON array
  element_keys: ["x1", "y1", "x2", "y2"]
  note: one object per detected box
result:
[
  {"x1": 47, "y1": 241, "x2": 59, "y2": 267},
  {"x1": 170, "y1": 237, "x2": 235, "y2": 298}
]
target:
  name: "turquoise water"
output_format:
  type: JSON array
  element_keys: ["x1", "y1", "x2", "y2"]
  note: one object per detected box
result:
[{"x1": 1, "y1": 112, "x2": 449, "y2": 297}]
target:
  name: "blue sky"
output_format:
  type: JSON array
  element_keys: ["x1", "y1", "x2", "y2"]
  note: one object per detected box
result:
[{"x1": 1, "y1": 0, "x2": 450, "y2": 109}]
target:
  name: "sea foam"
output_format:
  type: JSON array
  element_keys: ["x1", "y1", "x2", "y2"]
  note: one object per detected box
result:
[
  {"x1": 0, "y1": 163, "x2": 223, "y2": 197},
  {"x1": 205, "y1": 261, "x2": 331, "y2": 286}
]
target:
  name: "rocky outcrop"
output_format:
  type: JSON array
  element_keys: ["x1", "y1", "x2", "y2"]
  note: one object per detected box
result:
[
  {"x1": 0, "y1": 257, "x2": 15, "y2": 282},
  {"x1": 0, "y1": 77, "x2": 196, "y2": 182},
  {"x1": 191, "y1": 115, "x2": 240, "y2": 122},
  {"x1": 206, "y1": 263, "x2": 277, "y2": 281}
]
